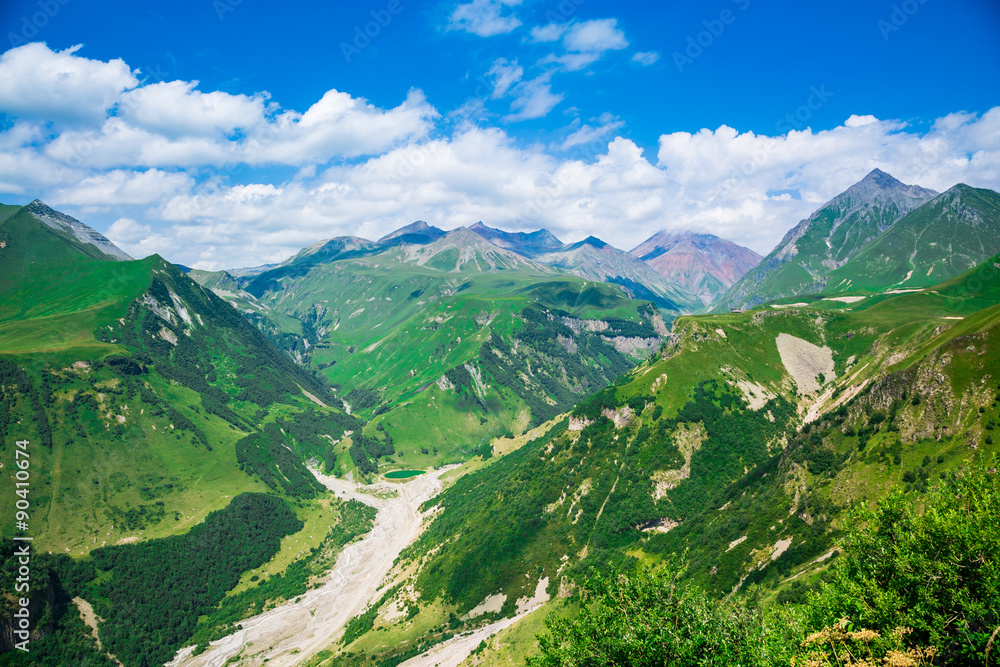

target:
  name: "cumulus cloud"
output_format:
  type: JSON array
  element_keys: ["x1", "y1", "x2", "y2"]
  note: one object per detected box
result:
[
  {"x1": 0, "y1": 43, "x2": 138, "y2": 125},
  {"x1": 448, "y1": 0, "x2": 523, "y2": 37},
  {"x1": 0, "y1": 44, "x2": 438, "y2": 172},
  {"x1": 2, "y1": 44, "x2": 999, "y2": 272},
  {"x1": 250, "y1": 88, "x2": 437, "y2": 165},
  {"x1": 105, "y1": 217, "x2": 173, "y2": 259},
  {"x1": 49, "y1": 169, "x2": 194, "y2": 206},
  {"x1": 139, "y1": 108, "x2": 1000, "y2": 270},
  {"x1": 562, "y1": 19, "x2": 629, "y2": 53},
  {"x1": 118, "y1": 80, "x2": 269, "y2": 138}
]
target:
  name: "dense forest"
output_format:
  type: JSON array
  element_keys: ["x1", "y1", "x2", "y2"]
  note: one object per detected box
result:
[{"x1": 0, "y1": 493, "x2": 301, "y2": 667}]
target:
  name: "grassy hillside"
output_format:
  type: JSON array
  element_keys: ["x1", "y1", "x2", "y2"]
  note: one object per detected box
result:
[
  {"x1": 826, "y1": 184, "x2": 1000, "y2": 292},
  {"x1": 0, "y1": 203, "x2": 378, "y2": 664},
  {"x1": 193, "y1": 238, "x2": 673, "y2": 473},
  {"x1": 715, "y1": 169, "x2": 936, "y2": 311},
  {"x1": 318, "y1": 255, "x2": 1000, "y2": 665}
]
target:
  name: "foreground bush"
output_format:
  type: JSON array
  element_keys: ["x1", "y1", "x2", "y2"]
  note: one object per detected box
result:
[
  {"x1": 530, "y1": 460, "x2": 1000, "y2": 666},
  {"x1": 806, "y1": 461, "x2": 1000, "y2": 665},
  {"x1": 529, "y1": 557, "x2": 803, "y2": 667}
]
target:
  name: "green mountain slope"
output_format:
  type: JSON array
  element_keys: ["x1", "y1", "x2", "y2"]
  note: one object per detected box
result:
[
  {"x1": 0, "y1": 202, "x2": 363, "y2": 550},
  {"x1": 825, "y1": 183, "x2": 1000, "y2": 292},
  {"x1": 715, "y1": 169, "x2": 937, "y2": 311},
  {"x1": 318, "y1": 255, "x2": 1000, "y2": 666},
  {"x1": 190, "y1": 227, "x2": 675, "y2": 474},
  {"x1": 0, "y1": 202, "x2": 382, "y2": 664}
]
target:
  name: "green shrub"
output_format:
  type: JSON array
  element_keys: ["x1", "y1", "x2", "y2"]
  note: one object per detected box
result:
[{"x1": 807, "y1": 460, "x2": 1000, "y2": 665}]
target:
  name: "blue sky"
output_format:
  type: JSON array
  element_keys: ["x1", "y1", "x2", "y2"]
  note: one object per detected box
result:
[{"x1": 0, "y1": 0, "x2": 998, "y2": 268}]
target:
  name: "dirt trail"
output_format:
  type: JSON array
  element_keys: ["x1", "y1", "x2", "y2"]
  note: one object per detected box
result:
[{"x1": 166, "y1": 467, "x2": 455, "y2": 667}]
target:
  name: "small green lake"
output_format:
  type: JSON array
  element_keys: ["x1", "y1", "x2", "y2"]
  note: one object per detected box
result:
[{"x1": 383, "y1": 470, "x2": 425, "y2": 480}]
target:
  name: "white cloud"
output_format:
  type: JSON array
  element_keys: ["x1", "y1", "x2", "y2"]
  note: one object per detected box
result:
[
  {"x1": 51, "y1": 85, "x2": 437, "y2": 169},
  {"x1": 251, "y1": 88, "x2": 437, "y2": 165},
  {"x1": 559, "y1": 115, "x2": 625, "y2": 151},
  {"x1": 119, "y1": 80, "x2": 269, "y2": 138},
  {"x1": 533, "y1": 19, "x2": 629, "y2": 71},
  {"x1": 563, "y1": 19, "x2": 628, "y2": 53},
  {"x1": 844, "y1": 114, "x2": 879, "y2": 127},
  {"x1": 105, "y1": 217, "x2": 173, "y2": 259},
  {"x1": 0, "y1": 43, "x2": 138, "y2": 125},
  {"x1": 5, "y1": 43, "x2": 440, "y2": 172},
  {"x1": 486, "y1": 58, "x2": 524, "y2": 99},
  {"x1": 530, "y1": 23, "x2": 567, "y2": 42},
  {"x1": 140, "y1": 108, "x2": 1000, "y2": 270},
  {"x1": 632, "y1": 51, "x2": 660, "y2": 66},
  {"x1": 45, "y1": 119, "x2": 236, "y2": 169},
  {"x1": 541, "y1": 52, "x2": 603, "y2": 72},
  {"x1": 49, "y1": 169, "x2": 193, "y2": 206},
  {"x1": 2, "y1": 45, "x2": 999, "y2": 271},
  {"x1": 448, "y1": 0, "x2": 523, "y2": 37},
  {"x1": 505, "y1": 74, "x2": 564, "y2": 121}
]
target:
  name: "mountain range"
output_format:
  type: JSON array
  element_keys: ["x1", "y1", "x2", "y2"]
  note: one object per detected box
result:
[
  {"x1": 2, "y1": 166, "x2": 1000, "y2": 667},
  {"x1": 714, "y1": 169, "x2": 1000, "y2": 311},
  {"x1": 629, "y1": 230, "x2": 763, "y2": 305}
]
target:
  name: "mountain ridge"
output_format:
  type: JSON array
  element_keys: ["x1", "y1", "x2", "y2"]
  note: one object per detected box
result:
[
  {"x1": 630, "y1": 230, "x2": 762, "y2": 306},
  {"x1": 715, "y1": 169, "x2": 940, "y2": 311}
]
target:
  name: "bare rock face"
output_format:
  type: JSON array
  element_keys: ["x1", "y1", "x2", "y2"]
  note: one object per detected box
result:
[
  {"x1": 630, "y1": 230, "x2": 762, "y2": 306},
  {"x1": 26, "y1": 199, "x2": 132, "y2": 261}
]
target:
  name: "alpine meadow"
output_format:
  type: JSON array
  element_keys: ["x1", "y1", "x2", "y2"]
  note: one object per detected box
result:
[{"x1": 1, "y1": 2, "x2": 999, "y2": 667}]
